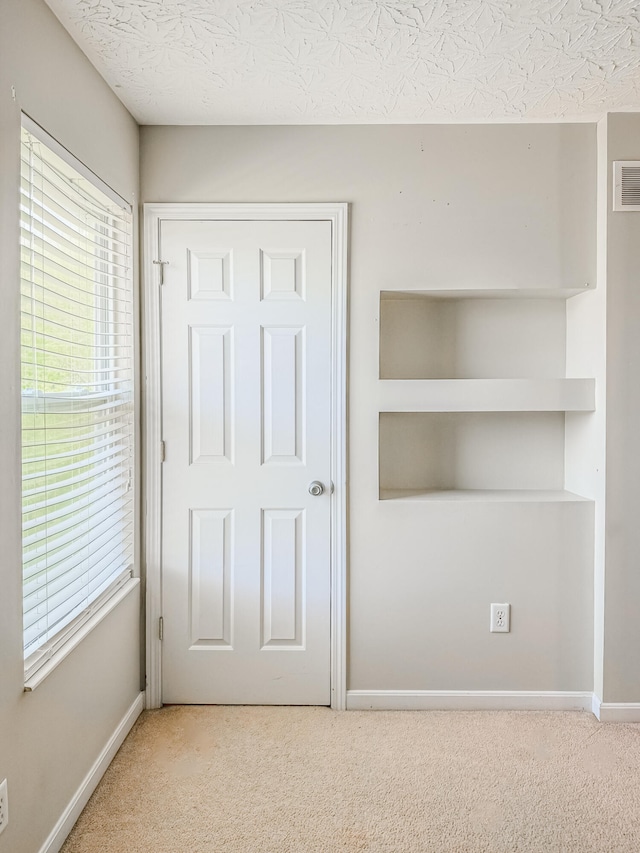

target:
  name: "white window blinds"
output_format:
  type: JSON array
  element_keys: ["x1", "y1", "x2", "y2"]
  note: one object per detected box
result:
[{"x1": 20, "y1": 120, "x2": 135, "y2": 678}]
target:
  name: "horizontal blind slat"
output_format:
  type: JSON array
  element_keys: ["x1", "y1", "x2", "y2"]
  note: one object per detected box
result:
[
  {"x1": 22, "y1": 439, "x2": 131, "y2": 484},
  {"x1": 20, "y1": 193, "x2": 132, "y2": 249},
  {"x1": 25, "y1": 556, "x2": 133, "y2": 649},
  {"x1": 21, "y1": 286, "x2": 133, "y2": 323},
  {"x1": 22, "y1": 411, "x2": 134, "y2": 438},
  {"x1": 23, "y1": 462, "x2": 131, "y2": 511},
  {"x1": 22, "y1": 418, "x2": 131, "y2": 453},
  {"x1": 23, "y1": 524, "x2": 134, "y2": 613},
  {"x1": 23, "y1": 426, "x2": 131, "y2": 470},
  {"x1": 20, "y1": 292, "x2": 133, "y2": 329},
  {"x1": 21, "y1": 388, "x2": 133, "y2": 409},
  {"x1": 20, "y1": 246, "x2": 132, "y2": 291},
  {"x1": 19, "y1": 308, "x2": 133, "y2": 344},
  {"x1": 23, "y1": 568, "x2": 132, "y2": 670},
  {"x1": 20, "y1": 155, "x2": 131, "y2": 236},
  {"x1": 20, "y1": 263, "x2": 132, "y2": 305},
  {"x1": 24, "y1": 537, "x2": 133, "y2": 623},
  {"x1": 19, "y1": 213, "x2": 131, "y2": 265},
  {"x1": 23, "y1": 478, "x2": 133, "y2": 535},
  {"x1": 19, "y1": 156, "x2": 131, "y2": 232},
  {"x1": 24, "y1": 525, "x2": 134, "y2": 603},
  {"x1": 20, "y1": 224, "x2": 131, "y2": 274},
  {"x1": 22, "y1": 457, "x2": 131, "y2": 507},
  {"x1": 23, "y1": 496, "x2": 131, "y2": 558}
]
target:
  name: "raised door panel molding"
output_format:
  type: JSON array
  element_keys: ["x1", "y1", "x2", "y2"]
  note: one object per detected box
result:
[
  {"x1": 188, "y1": 249, "x2": 233, "y2": 300},
  {"x1": 189, "y1": 326, "x2": 234, "y2": 464},
  {"x1": 189, "y1": 509, "x2": 233, "y2": 647},
  {"x1": 261, "y1": 249, "x2": 305, "y2": 301},
  {"x1": 261, "y1": 509, "x2": 305, "y2": 648},
  {"x1": 262, "y1": 326, "x2": 305, "y2": 465}
]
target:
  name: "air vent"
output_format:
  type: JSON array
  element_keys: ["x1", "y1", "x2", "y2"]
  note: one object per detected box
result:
[{"x1": 613, "y1": 161, "x2": 640, "y2": 211}]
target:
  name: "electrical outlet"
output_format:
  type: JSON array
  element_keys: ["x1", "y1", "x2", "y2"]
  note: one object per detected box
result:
[
  {"x1": 490, "y1": 603, "x2": 510, "y2": 633},
  {"x1": 0, "y1": 778, "x2": 8, "y2": 835}
]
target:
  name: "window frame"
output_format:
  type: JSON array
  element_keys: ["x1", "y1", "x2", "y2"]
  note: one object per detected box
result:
[{"x1": 20, "y1": 115, "x2": 139, "y2": 690}]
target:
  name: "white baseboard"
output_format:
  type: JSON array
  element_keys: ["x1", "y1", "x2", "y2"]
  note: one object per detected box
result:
[
  {"x1": 346, "y1": 690, "x2": 594, "y2": 712},
  {"x1": 593, "y1": 698, "x2": 640, "y2": 723},
  {"x1": 39, "y1": 691, "x2": 145, "y2": 853}
]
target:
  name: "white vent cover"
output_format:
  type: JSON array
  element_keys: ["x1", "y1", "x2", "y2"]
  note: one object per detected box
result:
[{"x1": 613, "y1": 161, "x2": 640, "y2": 211}]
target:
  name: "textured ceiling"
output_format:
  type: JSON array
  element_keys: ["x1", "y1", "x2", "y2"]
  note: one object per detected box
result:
[{"x1": 44, "y1": 0, "x2": 640, "y2": 124}]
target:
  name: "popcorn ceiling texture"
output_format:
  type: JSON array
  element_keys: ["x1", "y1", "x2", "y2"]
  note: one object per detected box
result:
[{"x1": 44, "y1": 0, "x2": 640, "y2": 124}]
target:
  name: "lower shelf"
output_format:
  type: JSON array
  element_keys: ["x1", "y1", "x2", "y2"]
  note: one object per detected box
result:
[{"x1": 379, "y1": 488, "x2": 591, "y2": 503}]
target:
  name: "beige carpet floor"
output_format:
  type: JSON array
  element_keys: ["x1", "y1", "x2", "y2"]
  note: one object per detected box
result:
[{"x1": 61, "y1": 707, "x2": 640, "y2": 853}]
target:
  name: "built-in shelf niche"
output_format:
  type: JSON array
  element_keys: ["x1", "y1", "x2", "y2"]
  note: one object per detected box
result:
[
  {"x1": 379, "y1": 411, "x2": 589, "y2": 502},
  {"x1": 379, "y1": 290, "x2": 581, "y2": 380}
]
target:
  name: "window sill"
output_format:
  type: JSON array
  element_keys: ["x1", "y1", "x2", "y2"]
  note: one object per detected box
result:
[{"x1": 24, "y1": 577, "x2": 140, "y2": 693}]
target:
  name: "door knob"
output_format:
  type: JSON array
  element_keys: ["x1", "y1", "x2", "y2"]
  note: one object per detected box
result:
[{"x1": 308, "y1": 481, "x2": 325, "y2": 497}]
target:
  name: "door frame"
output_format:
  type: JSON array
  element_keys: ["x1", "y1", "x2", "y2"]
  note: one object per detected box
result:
[{"x1": 142, "y1": 203, "x2": 348, "y2": 710}]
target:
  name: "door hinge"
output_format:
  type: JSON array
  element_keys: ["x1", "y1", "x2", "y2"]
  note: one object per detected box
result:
[
  {"x1": 160, "y1": 440, "x2": 166, "y2": 462},
  {"x1": 159, "y1": 616, "x2": 164, "y2": 641},
  {"x1": 152, "y1": 259, "x2": 169, "y2": 285}
]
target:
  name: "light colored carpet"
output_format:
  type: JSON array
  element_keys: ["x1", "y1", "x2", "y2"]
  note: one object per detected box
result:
[{"x1": 61, "y1": 707, "x2": 640, "y2": 853}]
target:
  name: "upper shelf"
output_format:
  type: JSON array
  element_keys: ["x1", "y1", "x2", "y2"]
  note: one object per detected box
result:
[{"x1": 377, "y1": 378, "x2": 595, "y2": 412}]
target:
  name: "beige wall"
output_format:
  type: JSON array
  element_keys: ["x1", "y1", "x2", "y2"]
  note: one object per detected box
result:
[
  {"x1": 0, "y1": 1, "x2": 140, "y2": 851},
  {"x1": 603, "y1": 113, "x2": 640, "y2": 703},
  {"x1": 141, "y1": 123, "x2": 597, "y2": 694}
]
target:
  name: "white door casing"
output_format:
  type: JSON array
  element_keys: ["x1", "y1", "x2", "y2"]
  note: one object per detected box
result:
[{"x1": 143, "y1": 204, "x2": 347, "y2": 708}]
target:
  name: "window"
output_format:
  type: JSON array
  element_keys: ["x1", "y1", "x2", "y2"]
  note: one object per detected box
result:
[{"x1": 20, "y1": 118, "x2": 135, "y2": 681}]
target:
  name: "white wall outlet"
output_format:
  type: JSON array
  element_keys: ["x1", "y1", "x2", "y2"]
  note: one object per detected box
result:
[
  {"x1": 0, "y1": 778, "x2": 8, "y2": 835},
  {"x1": 490, "y1": 603, "x2": 511, "y2": 633}
]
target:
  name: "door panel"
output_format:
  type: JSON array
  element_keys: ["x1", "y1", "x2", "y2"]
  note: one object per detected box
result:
[
  {"x1": 189, "y1": 326, "x2": 233, "y2": 463},
  {"x1": 189, "y1": 508, "x2": 233, "y2": 647},
  {"x1": 160, "y1": 220, "x2": 332, "y2": 704},
  {"x1": 262, "y1": 326, "x2": 305, "y2": 464},
  {"x1": 261, "y1": 508, "x2": 305, "y2": 647}
]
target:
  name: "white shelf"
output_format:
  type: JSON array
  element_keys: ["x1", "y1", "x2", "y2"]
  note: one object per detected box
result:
[
  {"x1": 379, "y1": 488, "x2": 592, "y2": 503},
  {"x1": 378, "y1": 378, "x2": 595, "y2": 413},
  {"x1": 380, "y1": 287, "x2": 592, "y2": 300}
]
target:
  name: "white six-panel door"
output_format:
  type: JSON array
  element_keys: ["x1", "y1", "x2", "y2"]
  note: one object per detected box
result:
[{"x1": 160, "y1": 220, "x2": 332, "y2": 704}]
